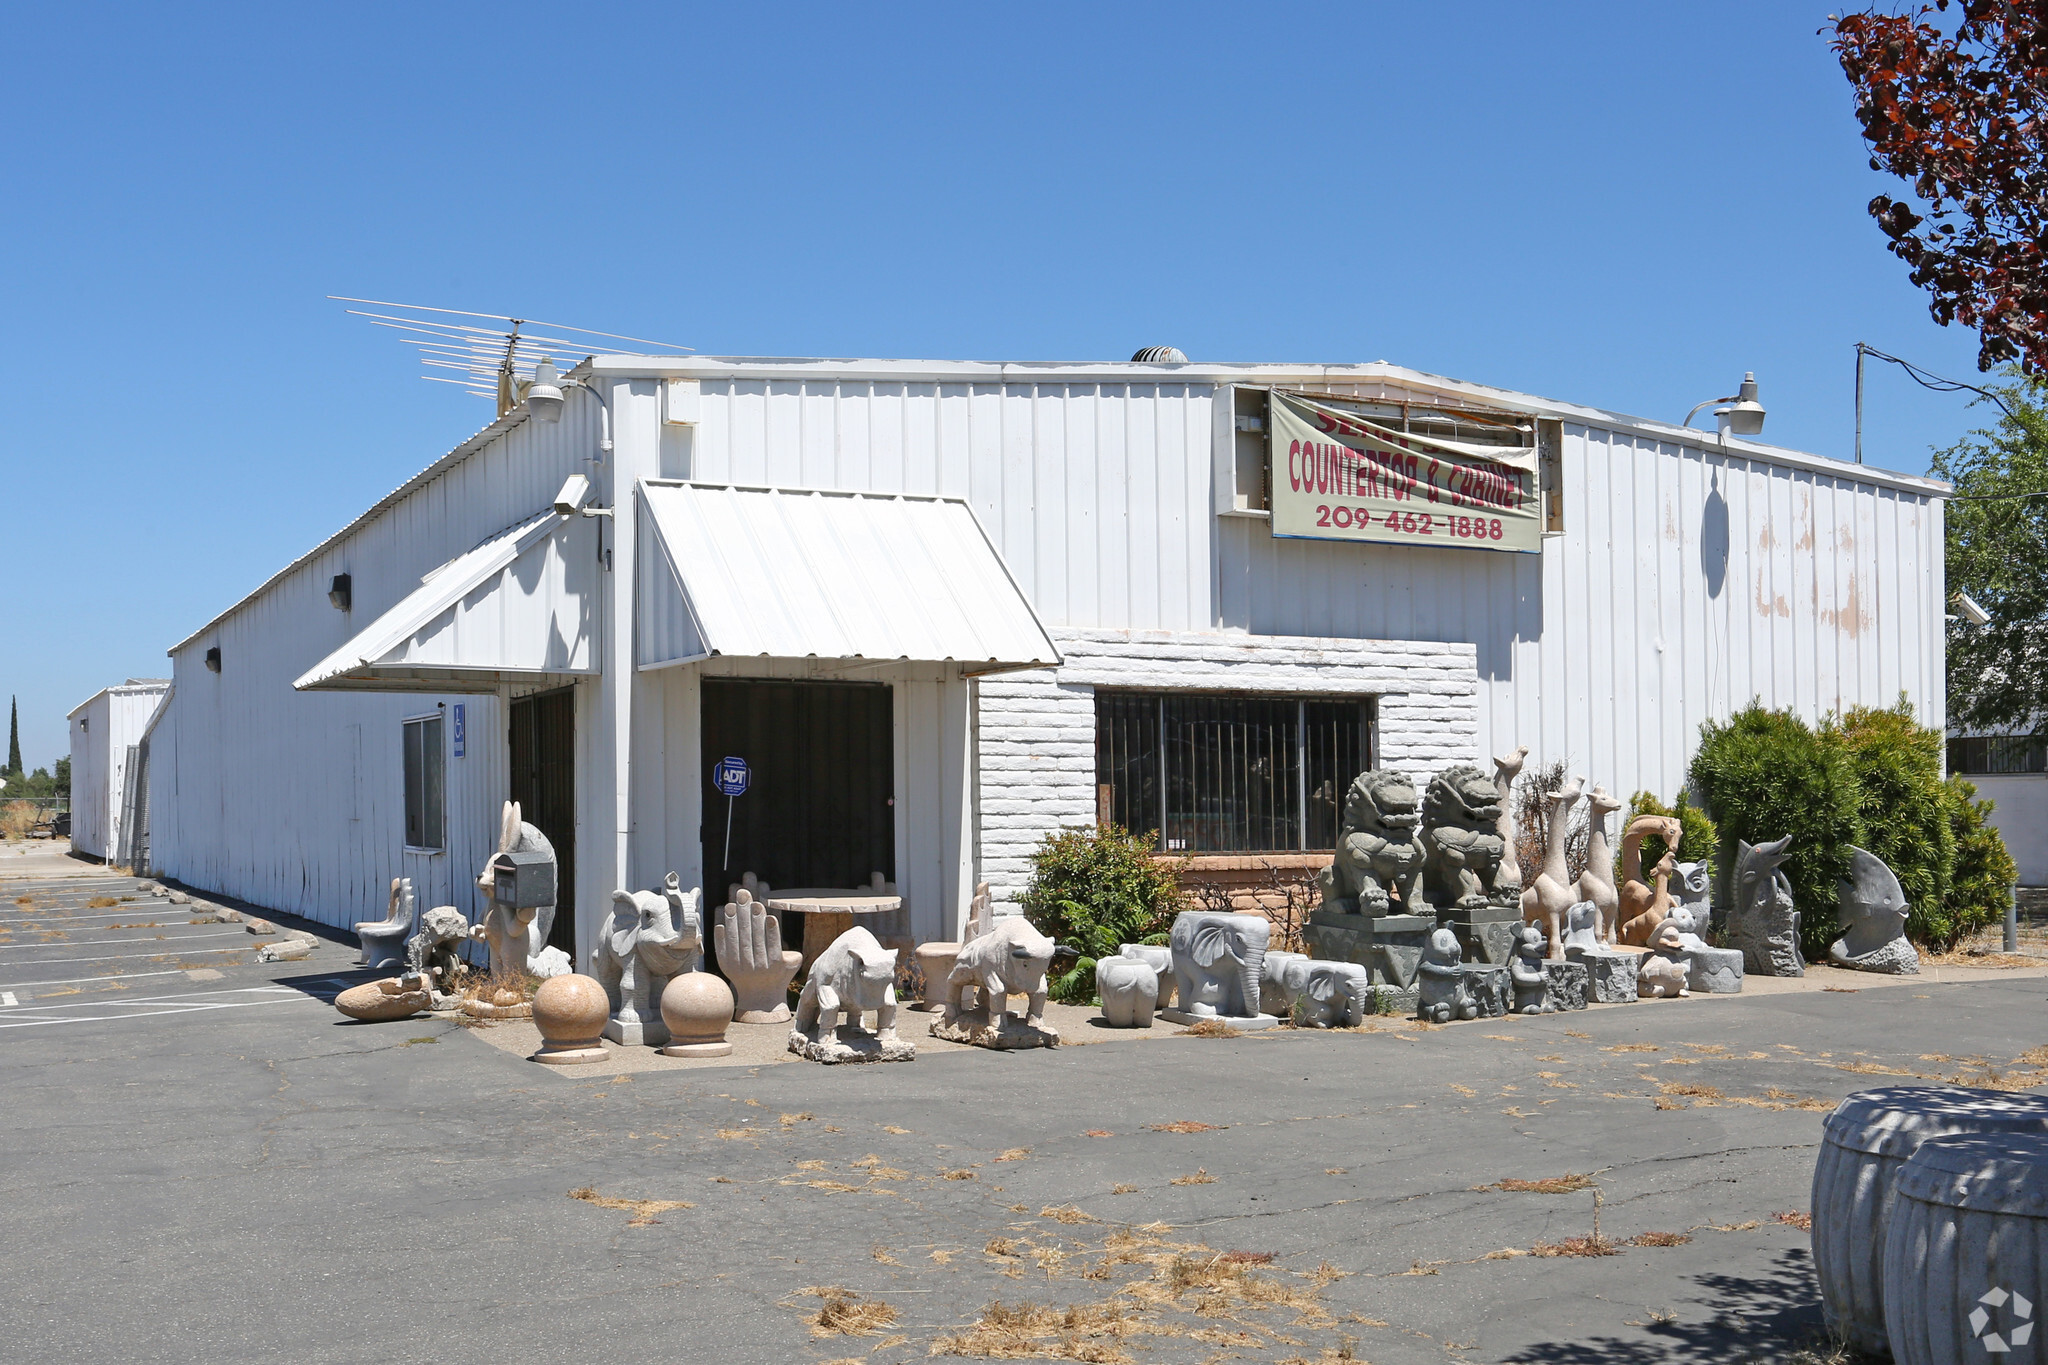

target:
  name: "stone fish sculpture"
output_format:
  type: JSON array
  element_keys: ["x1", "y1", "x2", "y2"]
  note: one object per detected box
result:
[
  {"x1": 790, "y1": 925, "x2": 913, "y2": 1062},
  {"x1": 1316, "y1": 769, "x2": 1425, "y2": 914},
  {"x1": 592, "y1": 873, "x2": 702, "y2": 1045},
  {"x1": 1421, "y1": 765, "x2": 1511, "y2": 911},
  {"x1": 1829, "y1": 847, "x2": 1920, "y2": 975},
  {"x1": 1728, "y1": 836, "x2": 1802, "y2": 977}
]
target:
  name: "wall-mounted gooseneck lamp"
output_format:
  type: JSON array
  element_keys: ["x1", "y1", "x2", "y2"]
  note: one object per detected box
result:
[{"x1": 1683, "y1": 373, "x2": 1766, "y2": 437}]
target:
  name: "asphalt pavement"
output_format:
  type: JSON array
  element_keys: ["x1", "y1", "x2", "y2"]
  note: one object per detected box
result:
[{"x1": 4, "y1": 851, "x2": 2046, "y2": 1364}]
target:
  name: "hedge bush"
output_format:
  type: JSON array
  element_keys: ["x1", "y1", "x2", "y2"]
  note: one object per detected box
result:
[
  {"x1": 1020, "y1": 824, "x2": 1183, "y2": 1004},
  {"x1": 1945, "y1": 775, "x2": 2020, "y2": 950},
  {"x1": 1836, "y1": 702, "x2": 1957, "y2": 943},
  {"x1": 1616, "y1": 789, "x2": 1719, "y2": 888},
  {"x1": 1689, "y1": 703, "x2": 1862, "y2": 960}
]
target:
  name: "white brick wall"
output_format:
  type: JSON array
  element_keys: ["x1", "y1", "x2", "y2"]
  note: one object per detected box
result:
[{"x1": 974, "y1": 629, "x2": 1481, "y2": 908}]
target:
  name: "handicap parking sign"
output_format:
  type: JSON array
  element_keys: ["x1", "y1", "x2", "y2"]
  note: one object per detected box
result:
[{"x1": 713, "y1": 756, "x2": 751, "y2": 797}]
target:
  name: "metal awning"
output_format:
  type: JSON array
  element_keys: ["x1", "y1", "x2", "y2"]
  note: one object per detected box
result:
[
  {"x1": 294, "y1": 510, "x2": 600, "y2": 693},
  {"x1": 636, "y1": 481, "x2": 1060, "y2": 675}
]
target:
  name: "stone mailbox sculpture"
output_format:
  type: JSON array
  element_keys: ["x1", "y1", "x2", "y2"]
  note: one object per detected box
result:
[
  {"x1": 592, "y1": 873, "x2": 703, "y2": 1046},
  {"x1": 789, "y1": 926, "x2": 913, "y2": 1063},
  {"x1": 1729, "y1": 836, "x2": 1802, "y2": 977},
  {"x1": 715, "y1": 888, "x2": 802, "y2": 1022},
  {"x1": 1165, "y1": 911, "x2": 1272, "y2": 1024},
  {"x1": 1830, "y1": 847, "x2": 1920, "y2": 975},
  {"x1": 473, "y1": 801, "x2": 571, "y2": 979},
  {"x1": 1315, "y1": 769, "x2": 1424, "y2": 915},
  {"x1": 932, "y1": 916, "x2": 1059, "y2": 1048}
]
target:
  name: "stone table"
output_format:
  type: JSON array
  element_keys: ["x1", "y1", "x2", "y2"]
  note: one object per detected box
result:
[{"x1": 766, "y1": 889, "x2": 910, "y2": 972}]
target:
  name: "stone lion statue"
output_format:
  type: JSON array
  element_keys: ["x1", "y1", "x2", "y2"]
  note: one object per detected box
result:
[
  {"x1": 1421, "y1": 764, "x2": 1510, "y2": 912},
  {"x1": 1316, "y1": 768, "x2": 1424, "y2": 915}
]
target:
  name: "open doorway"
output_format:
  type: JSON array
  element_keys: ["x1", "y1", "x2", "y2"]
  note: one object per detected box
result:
[
  {"x1": 700, "y1": 678, "x2": 894, "y2": 905},
  {"x1": 509, "y1": 687, "x2": 576, "y2": 957}
]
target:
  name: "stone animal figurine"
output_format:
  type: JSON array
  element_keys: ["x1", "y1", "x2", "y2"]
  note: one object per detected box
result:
[
  {"x1": 1672, "y1": 860, "x2": 1712, "y2": 938},
  {"x1": 1520, "y1": 776, "x2": 1583, "y2": 961},
  {"x1": 714, "y1": 888, "x2": 803, "y2": 1023},
  {"x1": 1118, "y1": 943, "x2": 1176, "y2": 1010},
  {"x1": 591, "y1": 873, "x2": 703, "y2": 1046},
  {"x1": 1829, "y1": 847, "x2": 1920, "y2": 975},
  {"x1": 1617, "y1": 815, "x2": 1683, "y2": 946},
  {"x1": 1493, "y1": 745, "x2": 1530, "y2": 901},
  {"x1": 405, "y1": 904, "x2": 473, "y2": 1008},
  {"x1": 1638, "y1": 952, "x2": 1690, "y2": 998},
  {"x1": 1573, "y1": 786, "x2": 1623, "y2": 943},
  {"x1": 1728, "y1": 836, "x2": 1802, "y2": 977},
  {"x1": 789, "y1": 926, "x2": 911, "y2": 1062},
  {"x1": 1560, "y1": 900, "x2": 1602, "y2": 956},
  {"x1": 1421, "y1": 764, "x2": 1510, "y2": 911},
  {"x1": 355, "y1": 876, "x2": 417, "y2": 971},
  {"x1": 473, "y1": 801, "x2": 570, "y2": 979},
  {"x1": 1259, "y1": 950, "x2": 1308, "y2": 1018},
  {"x1": 1417, "y1": 926, "x2": 1476, "y2": 1023},
  {"x1": 934, "y1": 916, "x2": 1059, "y2": 1047},
  {"x1": 1509, "y1": 922, "x2": 1553, "y2": 1014},
  {"x1": 1287, "y1": 960, "x2": 1375, "y2": 1029},
  {"x1": 1095, "y1": 955, "x2": 1160, "y2": 1027},
  {"x1": 1168, "y1": 911, "x2": 1271, "y2": 1019},
  {"x1": 1316, "y1": 769, "x2": 1425, "y2": 914}
]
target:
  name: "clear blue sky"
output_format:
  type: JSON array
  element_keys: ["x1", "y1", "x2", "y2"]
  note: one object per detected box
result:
[{"x1": 0, "y1": 2, "x2": 1996, "y2": 772}]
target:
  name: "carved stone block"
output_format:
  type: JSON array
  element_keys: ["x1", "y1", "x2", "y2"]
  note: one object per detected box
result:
[
  {"x1": 1303, "y1": 910, "x2": 1431, "y2": 991},
  {"x1": 1541, "y1": 960, "x2": 1589, "y2": 1011},
  {"x1": 1686, "y1": 945, "x2": 1745, "y2": 994},
  {"x1": 1569, "y1": 945, "x2": 1640, "y2": 1004},
  {"x1": 1439, "y1": 907, "x2": 1522, "y2": 968}
]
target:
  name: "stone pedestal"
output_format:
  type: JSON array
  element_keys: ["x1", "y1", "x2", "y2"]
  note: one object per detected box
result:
[
  {"x1": 911, "y1": 942, "x2": 961, "y2": 1011},
  {"x1": 1303, "y1": 910, "x2": 1431, "y2": 993},
  {"x1": 1685, "y1": 945, "x2": 1745, "y2": 994},
  {"x1": 1438, "y1": 907, "x2": 1522, "y2": 968},
  {"x1": 1159, "y1": 1008, "x2": 1283, "y2": 1031},
  {"x1": 929, "y1": 1004, "x2": 1059, "y2": 1050},
  {"x1": 1568, "y1": 945, "x2": 1640, "y2": 1004},
  {"x1": 787, "y1": 1025, "x2": 916, "y2": 1064},
  {"x1": 1456, "y1": 964, "x2": 1509, "y2": 1017},
  {"x1": 1542, "y1": 960, "x2": 1589, "y2": 1011}
]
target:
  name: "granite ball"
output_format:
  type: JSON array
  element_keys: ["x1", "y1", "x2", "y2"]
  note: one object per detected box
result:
[{"x1": 533, "y1": 973, "x2": 608, "y2": 1048}]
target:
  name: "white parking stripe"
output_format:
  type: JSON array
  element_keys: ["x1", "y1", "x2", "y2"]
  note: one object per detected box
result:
[
  {"x1": 0, "y1": 995, "x2": 317, "y2": 1029},
  {"x1": 0, "y1": 992, "x2": 15, "y2": 1007},
  {"x1": 0, "y1": 930, "x2": 249, "y2": 952},
  {"x1": 0, "y1": 968, "x2": 192, "y2": 992},
  {"x1": 19, "y1": 985, "x2": 298, "y2": 1012},
  {"x1": 1, "y1": 945, "x2": 253, "y2": 968},
  {"x1": 0, "y1": 909, "x2": 181, "y2": 926}
]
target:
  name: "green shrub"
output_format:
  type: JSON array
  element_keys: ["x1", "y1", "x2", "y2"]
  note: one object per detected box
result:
[
  {"x1": 1616, "y1": 790, "x2": 1719, "y2": 886},
  {"x1": 1020, "y1": 824, "x2": 1183, "y2": 1004},
  {"x1": 1689, "y1": 703, "x2": 1862, "y2": 960},
  {"x1": 1836, "y1": 701, "x2": 1957, "y2": 943},
  {"x1": 1944, "y1": 776, "x2": 2019, "y2": 950}
]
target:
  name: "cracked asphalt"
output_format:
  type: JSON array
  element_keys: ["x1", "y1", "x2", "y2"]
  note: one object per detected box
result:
[{"x1": 4, "y1": 861, "x2": 2046, "y2": 1364}]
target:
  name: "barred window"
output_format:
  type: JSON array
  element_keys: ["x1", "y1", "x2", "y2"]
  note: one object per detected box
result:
[
  {"x1": 1095, "y1": 692, "x2": 1373, "y2": 853},
  {"x1": 1948, "y1": 735, "x2": 2048, "y2": 775}
]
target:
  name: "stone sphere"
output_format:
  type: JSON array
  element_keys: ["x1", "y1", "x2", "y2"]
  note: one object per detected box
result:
[
  {"x1": 660, "y1": 971, "x2": 736, "y2": 1048},
  {"x1": 533, "y1": 973, "x2": 608, "y2": 1047}
]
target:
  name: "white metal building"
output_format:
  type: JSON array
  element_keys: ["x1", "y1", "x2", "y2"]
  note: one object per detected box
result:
[
  {"x1": 144, "y1": 355, "x2": 1949, "y2": 961},
  {"x1": 67, "y1": 679, "x2": 170, "y2": 865}
]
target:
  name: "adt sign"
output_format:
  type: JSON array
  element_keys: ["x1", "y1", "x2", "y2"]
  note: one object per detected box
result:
[{"x1": 713, "y1": 756, "x2": 751, "y2": 797}]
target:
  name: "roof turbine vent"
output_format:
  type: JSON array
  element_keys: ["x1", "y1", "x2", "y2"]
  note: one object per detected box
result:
[{"x1": 1131, "y1": 345, "x2": 1187, "y2": 363}]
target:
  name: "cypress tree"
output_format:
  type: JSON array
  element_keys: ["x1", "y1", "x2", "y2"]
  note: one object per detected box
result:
[{"x1": 6, "y1": 696, "x2": 19, "y2": 776}]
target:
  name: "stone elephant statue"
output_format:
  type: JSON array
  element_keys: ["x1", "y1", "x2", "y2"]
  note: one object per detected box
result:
[
  {"x1": 1286, "y1": 959, "x2": 1375, "y2": 1029},
  {"x1": 592, "y1": 872, "x2": 702, "y2": 1046},
  {"x1": 1168, "y1": 911, "x2": 1270, "y2": 1020}
]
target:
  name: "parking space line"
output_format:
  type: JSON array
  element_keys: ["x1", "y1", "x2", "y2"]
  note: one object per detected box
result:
[
  {"x1": 0, "y1": 995, "x2": 318, "y2": 1029},
  {"x1": 0, "y1": 992, "x2": 15, "y2": 1007},
  {"x1": 3, "y1": 946, "x2": 255, "y2": 968},
  {"x1": 0, "y1": 968, "x2": 195, "y2": 992},
  {"x1": 0, "y1": 909, "x2": 181, "y2": 927},
  {"x1": 0, "y1": 930, "x2": 249, "y2": 952}
]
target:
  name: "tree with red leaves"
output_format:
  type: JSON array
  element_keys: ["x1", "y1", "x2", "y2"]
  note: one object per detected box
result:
[{"x1": 1832, "y1": 2, "x2": 2048, "y2": 373}]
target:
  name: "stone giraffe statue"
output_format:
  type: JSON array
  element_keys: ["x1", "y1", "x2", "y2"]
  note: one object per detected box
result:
[
  {"x1": 1572, "y1": 786, "x2": 1623, "y2": 945},
  {"x1": 1616, "y1": 814, "x2": 1683, "y2": 946},
  {"x1": 1519, "y1": 775, "x2": 1582, "y2": 962},
  {"x1": 1492, "y1": 745, "x2": 1530, "y2": 902}
]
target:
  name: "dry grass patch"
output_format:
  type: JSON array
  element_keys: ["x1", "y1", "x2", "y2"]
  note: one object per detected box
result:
[
  {"x1": 995, "y1": 1148, "x2": 1032, "y2": 1162},
  {"x1": 1146, "y1": 1121, "x2": 1221, "y2": 1134},
  {"x1": 933, "y1": 1299, "x2": 1147, "y2": 1362},
  {"x1": 1178, "y1": 1019, "x2": 1242, "y2": 1038},
  {"x1": 986, "y1": 1237, "x2": 1023, "y2": 1258},
  {"x1": 1532, "y1": 1235, "x2": 1620, "y2": 1258},
  {"x1": 86, "y1": 895, "x2": 119, "y2": 909},
  {"x1": 882, "y1": 1124, "x2": 912, "y2": 1134},
  {"x1": 805, "y1": 1288, "x2": 899, "y2": 1338},
  {"x1": 566, "y1": 1187, "x2": 693, "y2": 1225},
  {"x1": 942, "y1": 1168, "x2": 979, "y2": 1181},
  {"x1": 1477, "y1": 1173, "x2": 1594, "y2": 1194},
  {"x1": 1604, "y1": 1043, "x2": 1660, "y2": 1053},
  {"x1": 1083, "y1": 1129, "x2": 1114, "y2": 1138},
  {"x1": 1653, "y1": 1097, "x2": 1687, "y2": 1110},
  {"x1": 780, "y1": 1111, "x2": 815, "y2": 1124},
  {"x1": 1042, "y1": 1205, "x2": 1096, "y2": 1225},
  {"x1": 1659, "y1": 1082, "x2": 1723, "y2": 1101},
  {"x1": 1626, "y1": 1231, "x2": 1692, "y2": 1247},
  {"x1": 1111, "y1": 1184, "x2": 1137, "y2": 1195},
  {"x1": 1168, "y1": 1169, "x2": 1216, "y2": 1186},
  {"x1": 1773, "y1": 1210, "x2": 1814, "y2": 1230},
  {"x1": 872, "y1": 1244, "x2": 902, "y2": 1265}
]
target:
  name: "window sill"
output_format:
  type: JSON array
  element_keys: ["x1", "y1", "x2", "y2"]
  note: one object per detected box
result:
[
  {"x1": 403, "y1": 846, "x2": 446, "y2": 857},
  {"x1": 1163, "y1": 852, "x2": 1334, "y2": 871},
  {"x1": 1217, "y1": 508, "x2": 1271, "y2": 520}
]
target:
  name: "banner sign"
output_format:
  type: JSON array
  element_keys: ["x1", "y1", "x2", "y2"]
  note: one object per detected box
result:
[{"x1": 1267, "y1": 390, "x2": 1541, "y2": 554}]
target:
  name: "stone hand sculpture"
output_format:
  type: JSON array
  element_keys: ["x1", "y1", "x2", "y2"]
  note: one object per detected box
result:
[
  {"x1": 1168, "y1": 911, "x2": 1271, "y2": 1020},
  {"x1": 1829, "y1": 847, "x2": 1920, "y2": 974},
  {"x1": 1316, "y1": 769, "x2": 1425, "y2": 914},
  {"x1": 789, "y1": 926, "x2": 912, "y2": 1062},
  {"x1": 354, "y1": 876, "x2": 416, "y2": 971},
  {"x1": 592, "y1": 873, "x2": 703, "y2": 1046},
  {"x1": 1729, "y1": 836, "x2": 1802, "y2": 977},
  {"x1": 473, "y1": 801, "x2": 570, "y2": 979},
  {"x1": 1520, "y1": 775, "x2": 1583, "y2": 961},
  {"x1": 1509, "y1": 922, "x2": 1553, "y2": 1014},
  {"x1": 714, "y1": 889, "x2": 802, "y2": 1022},
  {"x1": 1493, "y1": 745, "x2": 1530, "y2": 902},
  {"x1": 934, "y1": 916, "x2": 1059, "y2": 1047},
  {"x1": 1418, "y1": 926, "x2": 1477, "y2": 1023},
  {"x1": 1421, "y1": 765, "x2": 1511, "y2": 911},
  {"x1": 405, "y1": 904, "x2": 473, "y2": 1008},
  {"x1": 1617, "y1": 814, "x2": 1682, "y2": 946},
  {"x1": 1095, "y1": 955, "x2": 1160, "y2": 1028},
  {"x1": 1287, "y1": 959, "x2": 1375, "y2": 1029},
  {"x1": 1572, "y1": 785, "x2": 1623, "y2": 942}
]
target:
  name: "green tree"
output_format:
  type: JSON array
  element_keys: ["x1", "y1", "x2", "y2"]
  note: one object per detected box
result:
[
  {"x1": 1935, "y1": 375, "x2": 2048, "y2": 738},
  {"x1": 1836, "y1": 701, "x2": 1957, "y2": 943},
  {"x1": 1020, "y1": 824, "x2": 1183, "y2": 1004},
  {"x1": 6, "y1": 696, "x2": 19, "y2": 777}
]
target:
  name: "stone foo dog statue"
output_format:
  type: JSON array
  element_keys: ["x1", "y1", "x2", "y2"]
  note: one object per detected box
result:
[
  {"x1": 932, "y1": 916, "x2": 1059, "y2": 1048},
  {"x1": 1316, "y1": 769, "x2": 1424, "y2": 914},
  {"x1": 790, "y1": 926, "x2": 913, "y2": 1063},
  {"x1": 1421, "y1": 765, "x2": 1511, "y2": 911},
  {"x1": 592, "y1": 872, "x2": 702, "y2": 1046}
]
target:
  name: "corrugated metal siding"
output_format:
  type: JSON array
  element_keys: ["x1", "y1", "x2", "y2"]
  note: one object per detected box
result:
[
  {"x1": 67, "y1": 699, "x2": 110, "y2": 858},
  {"x1": 149, "y1": 393, "x2": 603, "y2": 929}
]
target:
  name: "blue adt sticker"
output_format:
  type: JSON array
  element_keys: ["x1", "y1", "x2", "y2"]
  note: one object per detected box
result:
[
  {"x1": 713, "y1": 755, "x2": 750, "y2": 796},
  {"x1": 452, "y1": 704, "x2": 466, "y2": 758}
]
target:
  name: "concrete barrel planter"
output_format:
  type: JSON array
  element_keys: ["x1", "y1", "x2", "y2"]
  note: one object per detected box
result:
[
  {"x1": 1812, "y1": 1085, "x2": 2048, "y2": 1356},
  {"x1": 1883, "y1": 1133, "x2": 2048, "y2": 1364}
]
